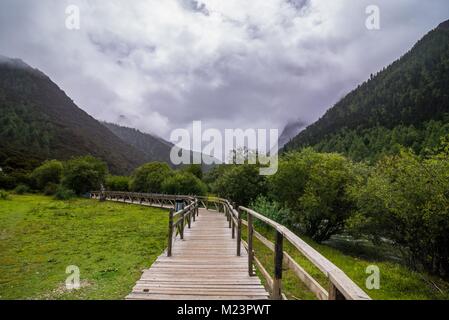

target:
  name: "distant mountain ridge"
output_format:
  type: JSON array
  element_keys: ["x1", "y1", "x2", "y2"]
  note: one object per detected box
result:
[
  {"x1": 104, "y1": 122, "x2": 221, "y2": 171},
  {"x1": 283, "y1": 19, "x2": 449, "y2": 161},
  {"x1": 0, "y1": 57, "x2": 148, "y2": 174},
  {"x1": 103, "y1": 122, "x2": 174, "y2": 164}
]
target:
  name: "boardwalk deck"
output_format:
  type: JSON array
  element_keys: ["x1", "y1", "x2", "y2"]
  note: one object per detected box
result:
[{"x1": 126, "y1": 208, "x2": 269, "y2": 300}]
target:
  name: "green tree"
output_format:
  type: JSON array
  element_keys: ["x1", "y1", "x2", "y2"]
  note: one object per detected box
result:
[
  {"x1": 181, "y1": 164, "x2": 203, "y2": 180},
  {"x1": 161, "y1": 171, "x2": 207, "y2": 196},
  {"x1": 269, "y1": 149, "x2": 358, "y2": 242},
  {"x1": 62, "y1": 156, "x2": 108, "y2": 195},
  {"x1": 213, "y1": 164, "x2": 267, "y2": 207},
  {"x1": 105, "y1": 175, "x2": 130, "y2": 192},
  {"x1": 130, "y1": 162, "x2": 172, "y2": 193},
  {"x1": 31, "y1": 160, "x2": 63, "y2": 190},
  {"x1": 348, "y1": 149, "x2": 449, "y2": 277}
]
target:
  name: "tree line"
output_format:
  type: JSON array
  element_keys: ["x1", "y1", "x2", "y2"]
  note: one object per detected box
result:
[{"x1": 1, "y1": 137, "x2": 448, "y2": 278}]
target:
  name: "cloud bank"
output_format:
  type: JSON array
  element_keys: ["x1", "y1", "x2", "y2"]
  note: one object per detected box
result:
[{"x1": 0, "y1": 0, "x2": 448, "y2": 150}]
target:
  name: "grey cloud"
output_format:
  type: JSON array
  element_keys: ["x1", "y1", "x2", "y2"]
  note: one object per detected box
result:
[{"x1": 0, "y1": 0, "x2": 448, "y2": 146}]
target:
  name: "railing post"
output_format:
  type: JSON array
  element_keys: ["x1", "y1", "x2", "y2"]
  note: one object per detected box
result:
[
  {"x1": 248, "y1": 213, "x2": 254, "y2": 276},
  {"x1": 167, "y1": 209, "x2": 174, "y2": 257},
  {"x1": 188, "y1": 208, "x2": 192, "y2": 229},
  {"x1": 228, "y1": 205, "x2": 232, "y2": 228},
  {"x1": 328, "y1": 282, "x2": 346, "y2": 300},
  {"x1": 180, "y1": 211, "x2": 184, "y2": 240},
  {"x1": 237, "y1": 208, "x2": 242, "y2": 256},
  {"x1": 272, "y1": 230, "x2": 284, "y2": 300},
  {"x1": 231, "y1": 209, "x2": 235, "y2": 239}
]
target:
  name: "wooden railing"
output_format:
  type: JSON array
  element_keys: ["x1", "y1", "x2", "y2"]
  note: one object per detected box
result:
[
  {"x1": 90, "y1": 192, "x2": 371, "y2": 300},
  {"x1": 197, "y1": 196, "x2": 371, "y2": 301},
  {"x1": 167, "y1": 199, "x2": 199, "y2": 256}
]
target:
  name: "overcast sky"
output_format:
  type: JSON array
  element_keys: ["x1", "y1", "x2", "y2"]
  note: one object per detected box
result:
[{"x1": 1, "y1": 0, "x2": 448, "y2": 150}]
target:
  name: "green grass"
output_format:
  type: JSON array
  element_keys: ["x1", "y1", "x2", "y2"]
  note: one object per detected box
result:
[
  {"x1": 243, "y1": 223, "x2": 449, "y2": 300},
  {"x1": 0, "y1": 195, "x2": 168, "y2": 300}
]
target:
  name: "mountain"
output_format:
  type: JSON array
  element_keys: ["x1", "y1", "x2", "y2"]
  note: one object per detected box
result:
[
  {"x1": 283, "y1": 19, "x2": 449, "y2": 162},
  {"x1": 278, "y1": 120, "x2": 307, "y2": 147},
  {"x1": 104, "y1": 122, "x2": 221, "y2": 171},
  {"x1": 103, "y1": 122, "x2": 174, "y2": 164},
  {"x1": 0, "y1": 56, "x2": 148, "y2": 174}
]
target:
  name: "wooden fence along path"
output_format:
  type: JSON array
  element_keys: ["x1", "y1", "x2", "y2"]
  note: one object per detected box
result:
[{"x1": 90, "y1": 191, "x2": 371, "y2": 301}]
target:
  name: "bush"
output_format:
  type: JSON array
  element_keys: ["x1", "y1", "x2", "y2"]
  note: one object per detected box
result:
[
  {"x1": 43, "y1": 182, "x2": 59, "y2": 196},
  {"x1": 213, "y1": 164, "x2": 267, "y2": 207},
  {"x1": 269, "y1": 149, "x2": 358, "y2": 242},
  {"x1": 250, "y1": 196, "x2": 292, "y2": 228},
  {"x1": 62, "y1": 156, "x2": 108, "y2": 195},
  {"x1": 161, "y1": 171, "x2": 207, "y2": 196},
  {"x1": 54, "y1": 186, "x2": 76, "y2": 200},
  {"x1": 31, "y1": 160, "x2": 63, "y2": 190},
  {"x1": 14, "y1": 184, "x2": 30, "y2": 195},
  {"x1": 348, "y1": 149, "x2": 449, "y2": 277},
  {"x1": 106, "y1": 175, "x2": 130, "y2": 191},
  {"x1": 130, "y1": 162, "x2": 172, "y2": 193},
  {"x1": 0, "y1": 189, "x2": 10, "y2": 200},
  {"x1": 0, "y1": 172, "x2": 17, "y2": 190}
]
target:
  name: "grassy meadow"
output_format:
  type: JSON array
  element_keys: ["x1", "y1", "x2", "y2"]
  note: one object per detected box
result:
[{"x1": 0, "y1": 195, "x2": 168, "y2": 300}]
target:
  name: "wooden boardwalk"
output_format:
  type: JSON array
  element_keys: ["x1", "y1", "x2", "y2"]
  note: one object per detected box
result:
[{"x1": 126, "y1": 208, "x2": 269, "y2": 300}]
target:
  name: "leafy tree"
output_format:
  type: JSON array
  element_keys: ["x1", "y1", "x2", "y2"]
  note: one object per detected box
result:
[
  {"x1": 105, "y1": 175, "x2": 130, "y2": 192},
  {"x1": 130, "y1": 162, "x2": 172, "y2": 193},
  {"x1": 213, "y1": 164, "x2": 267, "y2": 207},
  {"x1": 181, "y1": 164, "x2": 203, "y2": 180},
  {"x1": 30, "y1": 160, "x2": 63, "y2": 190},
  {"x1": 269, "y1": 149, "x2": 358, "y2": 242},
  {"x1": 348, "y1": 149, "x2": 449, "y2": 277},
  {"x1": 161, "y1": 171, "x2": 207, "y2": 196},
  {"x1": 62, "y1": 156, "x2": 108, "y2": 195}
]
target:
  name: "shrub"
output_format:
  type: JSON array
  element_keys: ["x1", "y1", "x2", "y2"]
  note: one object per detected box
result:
[
  {"x1": 0, "y1": 189, "x2": 10, "y2": 200},
  {"x1": 269, "y1": 149, "x2": 358, "y2": 242},
  {"x1": 54, "y1": 186, "x2": 76, "y2": 200},
  {"x1": 0, "y1": 172, "x2": 17, "y2": 190},
  {"x1": 14, "y1": 184, "x2": 30, "y2": 195},
  {"x1": 130, "y1": 162, "x2": 172, "y2": 193},
  {"x1": 250, "y1": 196, "x2": 292, "y2": 228},
  {"x1": 161, "y1": 171, "x2": 207, "y2": 196},
  {"x1": 62, "y1": 156, "x2": 108, "y2": 195},
  {"x1": 30, "y1": 160, "x2": 63, "y2": 190},
  {"x1": 213, "y1": 164, "x2": 267, "y2": 207},
  {"x1": 348, "y1": 150, "x2": 449, "y2": 277},
  {"x1": 105, "y1": 175, "x2": 130, "y2": 191},
  {"x1": 43, "y1": 182, "x2": 59, "y2": 196}
]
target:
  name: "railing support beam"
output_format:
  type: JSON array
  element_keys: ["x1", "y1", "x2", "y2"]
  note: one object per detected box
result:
[
  {"x1": 167, "y1": 209, "x2": 174, "y2": 257},
  {"x1": 248, "y1": 213, "x2": 254, "y2": 276},
  {"x1": 237, "y1": 208, "x2": 242, "y2": 256},
  {"x1": 272, "y1": 231, "x2": 284, "y2": 300}
]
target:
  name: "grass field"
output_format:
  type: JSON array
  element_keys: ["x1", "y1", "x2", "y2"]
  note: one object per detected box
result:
[{"x1": 0, "y1": 195, "x2": 168, "y2": 300}]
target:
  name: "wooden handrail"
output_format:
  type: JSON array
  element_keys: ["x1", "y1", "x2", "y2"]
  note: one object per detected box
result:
[{"x1": 239, "y1": 206, "x2": 371, "y2": 300}]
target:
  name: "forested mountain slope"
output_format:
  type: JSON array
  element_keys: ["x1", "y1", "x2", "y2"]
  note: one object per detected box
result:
[
  {"x1": 0, "y1": 57, "x2": 147, "y2": 174},
  {"x1": 103, "y1": 122, "x2": 174, "y2": 164},
  {"x1": 283, "y1": 20, "x2": 449, "y2": 161}
]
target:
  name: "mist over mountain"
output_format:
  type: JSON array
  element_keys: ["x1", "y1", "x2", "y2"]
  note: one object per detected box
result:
[{"x1": 0, "y1": 57, "x2": 148, "y2": 174}]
